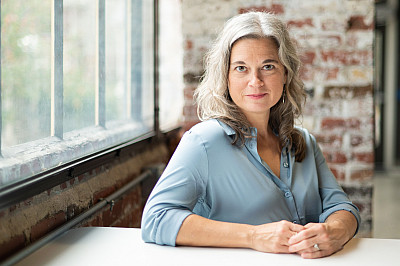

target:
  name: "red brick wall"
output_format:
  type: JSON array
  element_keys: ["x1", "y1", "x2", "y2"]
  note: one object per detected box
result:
[
  {"x1": 182, "y1": 0, "x2": 374, "y2": 236},
  {"x1": 0, "y1": 143, "x2": 170, "y2": 262}
]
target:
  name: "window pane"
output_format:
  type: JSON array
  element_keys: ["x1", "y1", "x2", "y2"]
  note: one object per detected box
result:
[
  {"x1": 105, "y1": 0, "x2": 127, "y2": 122},
  {"x1": 141, "y1": 0, "x2": 154, "y2": 128},
  {"x1": 1, "y1": 0, "x2": 51, "y2": 148},
  {"x1": 63, "y1": 0, "x2": 96, "y2": 132},
  {"x1": 159, "y1": 0, "x2": 184, "y2": 130},
  {"x1": 0, "y1": 1, "x2": 155, "y2": 188}
]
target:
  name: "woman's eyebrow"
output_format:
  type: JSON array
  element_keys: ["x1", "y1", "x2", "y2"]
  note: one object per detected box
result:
[
  {"x1": 262, "y1": 59, "x2": 279, "y2": 64},
  {"x1": 230, "y1": 60, "x2": 246, "y2": 65},
  {"x1": 230, "y1": 59, "x2": 279, "y2": 65}
]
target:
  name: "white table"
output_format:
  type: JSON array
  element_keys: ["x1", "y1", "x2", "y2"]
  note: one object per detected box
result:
[{"x1": 16, "y1": 227, "x2": 400, "y2": 266}]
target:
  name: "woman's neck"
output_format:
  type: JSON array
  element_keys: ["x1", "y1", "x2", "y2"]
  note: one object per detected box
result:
[{"x1": 246, "y1": 112, "x2": 270, "y2": 138}]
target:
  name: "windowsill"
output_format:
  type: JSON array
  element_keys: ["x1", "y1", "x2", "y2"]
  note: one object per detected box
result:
[{"x1": 0, "y1": 120, "x2": 153, "y2": 188}]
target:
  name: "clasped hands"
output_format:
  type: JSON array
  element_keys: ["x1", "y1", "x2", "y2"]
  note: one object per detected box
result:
[{"x1": 250, "y1": 220, "x2": 348, "y2": 259}]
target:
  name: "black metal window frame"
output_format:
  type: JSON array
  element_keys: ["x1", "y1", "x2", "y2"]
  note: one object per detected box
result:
[{"x1": 0, "y1": 0, "x2": 162, "y2": 211}]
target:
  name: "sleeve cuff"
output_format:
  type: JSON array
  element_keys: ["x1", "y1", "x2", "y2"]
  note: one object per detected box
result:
[
  {"x1": 319, "y1": 203, "x2": 361, "y2": 235},
  {"x1": 155, "y1": 209, "x2": 193, "y2": 246}
]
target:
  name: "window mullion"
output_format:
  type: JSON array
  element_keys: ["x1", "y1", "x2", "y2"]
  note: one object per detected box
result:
[
  {"x1": 51, "y1": 0, "x2": 63, "y2": 138},
  {"x1": 0, "y1": 0, "x2": 2, "y2": 155},
  {"x1": 153, "y1": 0, "x2": 159, "y2": 135},
  {"x1": 130, "y1": 0, "x2": 142, "y2": 121},
  {"x1": 96, "y1": 0, "x2": 106, "y2": 127}
]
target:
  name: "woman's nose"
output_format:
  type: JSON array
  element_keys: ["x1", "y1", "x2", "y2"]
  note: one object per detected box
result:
[{"x1": 249, "y1": 71, "x2": 264, "y2": 88}]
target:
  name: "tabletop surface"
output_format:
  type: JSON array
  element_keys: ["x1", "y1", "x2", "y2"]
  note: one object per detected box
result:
[{"x1": 16, "y1": 227, "x2": 400, "y2": 266}]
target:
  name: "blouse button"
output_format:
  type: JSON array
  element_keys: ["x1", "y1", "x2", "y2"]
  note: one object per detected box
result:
[
  {"x1": 284, "y1": 191, "x2": 291, "y2": 198},
  {"x1": 283, "y1": 162, "x2": 289, "y2": 168}
]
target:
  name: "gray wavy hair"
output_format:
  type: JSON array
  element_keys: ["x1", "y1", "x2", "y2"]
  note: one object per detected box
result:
[{"x1": 194, "y1": 12, "x2": 307, "y2": 161}]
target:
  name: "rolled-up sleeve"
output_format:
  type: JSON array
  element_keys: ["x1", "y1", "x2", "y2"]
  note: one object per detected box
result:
[
  {"x1": 141, "y1": 131, "x2": 208, "y2": 246},
  {"x1": 310, "y1": 134, "x2": 361, "y2": 232}
]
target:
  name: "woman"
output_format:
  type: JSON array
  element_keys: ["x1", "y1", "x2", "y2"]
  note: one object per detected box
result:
[{"x1": 141, "y1": 12, "x2": 360, "y2": 259}]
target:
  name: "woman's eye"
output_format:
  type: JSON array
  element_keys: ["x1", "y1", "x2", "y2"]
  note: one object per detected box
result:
[
  {"x1": 263, "y1": 64, "x2": 275, "y2": 70},
  {"x1": 235, "y1": 66, "x2": 247, "y2": 72}
]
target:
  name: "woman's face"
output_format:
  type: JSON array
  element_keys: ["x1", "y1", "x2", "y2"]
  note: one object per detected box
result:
[{"x1": 228, "y1": 38, "x2": 287, "y2": 121}]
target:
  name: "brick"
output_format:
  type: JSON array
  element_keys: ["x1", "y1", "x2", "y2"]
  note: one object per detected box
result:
[
  {"x1": 347, "y1": 118, "x2": 361, "y2": 129},
  {"x1": 93, "y1": 186, "x2": 116, "y2": 204},
  {"x1": 326, "y1": 67, "x2": 340, "y2": 80},
  {"x1": 129, "y1": 187, "x2": 141, "y2": 204},
  {"x1": 287, "y1": 18, "x2": 313, "y2": 28},
  {"x1": 60, "y1": 182, "x2": 67, "y2": 190},
  {"x1": 299, "y1": 64, "x2": 314, "y2": 81},
  {"x1": 185, "y1": 40, "x2": 193, "y2": 50},
  {"x1": 294, "y1": 33, "x2": 342, "y2": 49},
  {"x1": 321, "y1": 118, "x2": 346, "y2": 129},
  {"x1": 321, "y1": 35, "x2": 342, "y2": 48},
  {"x1": 320, "y1": 50, "x2": 371, "y2": 65},
  {"x1": 300, "y1": 65, "x2": 345, "y2": 83},
  {"x1": 78, "y1": 174, "x2": 86, "y2": 182},
  {"x1": 346, "y1": 31, "x2": 373, "y2": 49},
  {"x1": 184, "y1": 87, "x2": 195, "y2": 101},
  {"x1": 321, "y1": 118, "x2": 360, "y2": 130},
  {"x1": 352, "y1": 152, "x2": 374, "y2": 163},
  {"x1": 348, "y1": 66, "x2": 373, "y2": 82},
  {"x1": 0, "y1": 234, "x2": 26, "y2": 262},
  {"x1": 329, "y1": 166, "x2": 345, "y2": 181},
  {"x1": 183, "y1": 120, "x2": 200, "y2": 131},
  {"x1": 239, "y1": 4, "x2": 284, "y2": 15},
  {"x1": 323, "y1": 151, "x2": 347, "y2": 164},
  {"x1": 9, "y1": 204, "x2": 17, "y2": 213},
  {"x1": 347, "y1": 15, "x2": 373, "y2": 30},
  {"x1": 350, "y1": 136, "x2": 363, "y2": 146},
  {"x1": 323, "y1": 85, "x2": 372, "y2": 99},
  {"x1": 30, "y1": 212, "x2": 66, "y2": 242},
  {"x1": 301, "y1": 51, "x2": 316, "y2": 64},
  {"x1": 132, "y1": 207, "x2": 143, "y2": 227},
  {"x1": 350, "y1": 168, "x2": 374, "y2": 181},
  {"x1": 350, "y1": 135, "x2": 363, "y2": 146},
  {"x1": 85, "y1": 215, "x2": 102, "y2": 227},
  {"x1": 321, "y1": 18, "x2": 348, "y2": 31},
  {"x1": 101, "y1": 208, "x2": 114, "y2": 226},
  {"x1": 315, "y1": 134, "x2": 343, "y2": 148}
]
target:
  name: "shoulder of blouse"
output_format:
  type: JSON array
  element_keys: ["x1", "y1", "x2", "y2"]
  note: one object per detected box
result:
[{"x1": 186, "y1": 119, "x2": 234, "y2": 143}]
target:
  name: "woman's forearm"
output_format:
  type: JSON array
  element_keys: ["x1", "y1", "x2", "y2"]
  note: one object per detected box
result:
[
  {"x1": 176, "y1": 214, "x2": 254, "y2": 248},
  {"x1": 325, "y1": 210, "x2": 358, "y2": 243},
  {"x1": 176, "y1": 214, "x2": 305, "y2": 253}
]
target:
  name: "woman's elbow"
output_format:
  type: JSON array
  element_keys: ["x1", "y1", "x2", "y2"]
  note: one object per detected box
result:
[{"x1": 141, "y1": 208, "x2": 157, "y2": 243}]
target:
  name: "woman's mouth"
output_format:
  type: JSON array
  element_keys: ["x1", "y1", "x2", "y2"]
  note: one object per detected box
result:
[{"x1": 246, "y1": 93, "x2": 267, "y2": 99}]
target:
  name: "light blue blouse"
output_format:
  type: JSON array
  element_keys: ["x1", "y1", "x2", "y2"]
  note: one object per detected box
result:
[{"x1": 141, "y1": 119, "x2": 360, "y2": 246}]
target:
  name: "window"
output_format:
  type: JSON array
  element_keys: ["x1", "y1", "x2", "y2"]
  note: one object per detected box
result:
[
  {"x1": 0, "y1": 0, "x2": 156, "y2": 188},
  {"x1": 158, "y1": 0, "x2": 184, "y2": 131}
]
